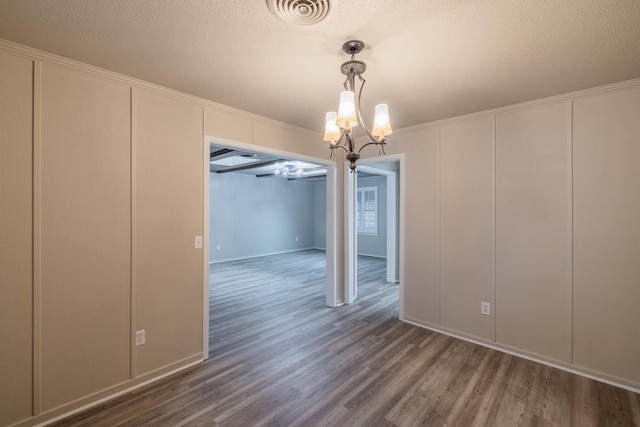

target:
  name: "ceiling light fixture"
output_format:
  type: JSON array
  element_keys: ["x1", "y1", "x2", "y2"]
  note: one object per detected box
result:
[
  {"x1": 324, "y1": 40, "x2": 392, "y2": 172},
  {"x1": 275, "y1": 165, "x2": 303, "y2": 177}
]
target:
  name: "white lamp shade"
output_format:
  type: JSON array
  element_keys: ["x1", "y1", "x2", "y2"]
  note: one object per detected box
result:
[
  {"x1": 323, "y1": 111, "x2": 341, "y2": 142},
  {"x1": 372, "y1": 104, "x2": 393, "y2": 137},
  {"x1": 336, "y1": 91, "x2": 358, "y2": 129}
]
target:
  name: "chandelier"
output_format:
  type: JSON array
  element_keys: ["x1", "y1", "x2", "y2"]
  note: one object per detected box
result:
[{"x1": 323, "y1": 40, "x2": 393, "y2": 172}]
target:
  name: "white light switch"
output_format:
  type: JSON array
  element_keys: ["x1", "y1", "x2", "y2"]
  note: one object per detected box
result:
[{"x1": 194, "y1": 236, "x2": 203, "y2": 249}]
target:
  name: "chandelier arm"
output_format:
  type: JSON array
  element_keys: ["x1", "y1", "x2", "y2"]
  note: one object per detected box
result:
[
  {"x1": 328, "y1": 130, "x2": 348, "y2": 153},
  {"x1": 357, "y1": 141, "x2": 385, "y2": 154},
  {"x1": 333, "y1": 128, "x2": 348, "y2": 147},
  {"x1": 354, "y1": 74, "x2": 385, "y2": 145},
  {"x1": 331, "y1": 144, "x2": 350, "y2": 154}
]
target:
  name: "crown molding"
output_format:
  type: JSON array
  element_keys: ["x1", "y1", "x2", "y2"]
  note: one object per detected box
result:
[
  {"x1": 395, "y1": 77, "x2": 640, "y2": 136},
  {"x1": 0, "y1": 38, "x2": 318, "y2": 136},
  {"x1": 2, "y1": 37, "x2": 637, "y2": 139}
]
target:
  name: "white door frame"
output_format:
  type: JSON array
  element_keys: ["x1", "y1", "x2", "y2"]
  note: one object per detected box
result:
[
  {"x1": 344, "y1": 154, "x2": 405, "y2": 315},
  {"x1": 344, "y1": 162, "x2": 357, "y2": 304},
  {"x1": 202, "y1": 136, "x2": 339, "y2": 358},
  {"x1": 357, "y1": 164, "x2": 399, "y2": 283}
]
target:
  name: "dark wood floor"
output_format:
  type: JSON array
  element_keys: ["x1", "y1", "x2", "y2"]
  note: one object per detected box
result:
[{"x1": 55, "y1": 249, "x2": 640, "y2": 426}]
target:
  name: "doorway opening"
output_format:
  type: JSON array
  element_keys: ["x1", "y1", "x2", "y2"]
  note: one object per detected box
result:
[
  {"x1": 202, "y1": 137, "x2": 338, "y2": 357},
  {"x1": 345, "y1": 155, "x2": 404, "y2": 314}
]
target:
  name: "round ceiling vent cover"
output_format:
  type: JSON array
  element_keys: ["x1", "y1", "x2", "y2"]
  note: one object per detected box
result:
[{"x1": 266, "y1": 0, "x2": 337, "y2": 25}]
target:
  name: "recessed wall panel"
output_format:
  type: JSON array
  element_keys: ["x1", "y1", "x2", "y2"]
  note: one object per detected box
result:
[
  {"x1": 204, "y1": 107, "x2": 252, "y2": 144},
  {"x1": 253, "y1": 120, "x2": 301, "y2": 154},
  {"x1": 39, "y1": 64, "x2": 131, "y2": 411},
  {"x1": 439, "y1": 117, "x2": 493, "y2": 339},
  {"x1": 0, "y1": 52, "x2": 33, "y2": 427},
  {"x1": 301, "y1": 130, "x2": 330, "y2": 159},
  {"x1": 135, "y1": 90, "x2": 204, "y2": 375},
  {"x1": 495, "y1": 102, "x2": 572, "y2": 362},
  {"x1": 396, "y1": 128, "x2": 438, "y2": 324},
  {"x1": 573, "y1": 86, "x2": 640, "y2": 384}
]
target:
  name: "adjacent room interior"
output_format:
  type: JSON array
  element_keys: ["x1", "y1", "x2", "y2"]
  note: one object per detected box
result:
[{"x1": 207, "y1": 144, "x2": 401, "y2": 324}]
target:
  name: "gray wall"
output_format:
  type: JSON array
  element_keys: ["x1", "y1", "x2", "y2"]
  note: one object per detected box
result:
[
  {"x1": 313, "y1": 180, "x2": 327, "y2": 249},
  {"x1": 312, "y1": 175, "x2": 388, "y2": 257},
  {"x1": 357, "y1": 175, "x2": 387, "y2": 258},
  {"x1": 210, "y1": 172, "x2": 316, "y2": 262}
]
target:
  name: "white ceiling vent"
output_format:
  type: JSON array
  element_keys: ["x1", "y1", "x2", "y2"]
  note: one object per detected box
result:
[{"x1": 266, "y1": 0, "x2": 337, "y2": 26}]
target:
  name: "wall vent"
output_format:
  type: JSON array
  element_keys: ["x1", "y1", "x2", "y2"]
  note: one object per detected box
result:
[{"x1": 266, "y1": 0, "x2": 337, "y2": 25}]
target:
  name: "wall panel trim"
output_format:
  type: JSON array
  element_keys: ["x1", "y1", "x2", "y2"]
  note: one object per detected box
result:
[
  {"x1": 491, "y1": 115, "x2": 497, "y2": 343},
  {"x1": 32, "y1": 59, "x2": 42, "y2": 417},
  {"x1": 130, "y1": 87, "x2": 138, "y2": 379},
  {"x1": 566, "y1": 100, "x2": 574, "y2": 364},
  {"x1": 436, "y1": 126, "x2": 441, "y2": 326}
]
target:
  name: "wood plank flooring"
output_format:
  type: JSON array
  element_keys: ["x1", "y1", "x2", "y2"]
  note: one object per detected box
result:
[{"x1": 54, "y1": 250, "x2": 640, "y2": 426}]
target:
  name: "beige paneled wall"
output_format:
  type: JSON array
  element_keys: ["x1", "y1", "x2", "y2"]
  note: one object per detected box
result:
[
  {"x1": 396, "y1": 128, "x2": 439, "y2": 325},
  {"x1": 204, "y1": 105, "x2": 330, "y2": 175},
  {"x1": 134, "y1": 89, "x2": 204, "y2": 376},
  {"x1": 38, "y1": 63, "x2": 132, "y2": 411},
  {"x1": 495, "y1": 102, "x2": 572, "y2": 362},
  {"x1": 253, "y1": 120, "x2": 302, "y2": 153},
  {"x1": 0, "y1": 42, "x2": 212, "y2": 425},
  {"x1": 204, "y1": 108, "x2": 253, "y2": 144},
  {"x1": 439, "y1": 118, "x2": 494, "y2": 340},
  {"x1": 204, "y1": 106, "x2": 324, "y2": 159},
  {"x1": 573, "y1": 86, "x2": 640, "y2": 385},
  {"x1": 1, "y1": 40, "x2": 329, "y2": 427},
  {"x1": 397, "y1": 82, "x2": 640, "y2": 389},
  {"x1": 300, "y1": 129, "x2": 329, "y2": 159},
  {"x1": 0, "y1": 52, "x2": 34, "y2": 427}
]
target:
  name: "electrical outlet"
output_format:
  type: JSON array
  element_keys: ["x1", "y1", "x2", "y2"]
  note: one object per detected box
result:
[
  {"x1": 296, "y1": 236, "x2": 299, "y2": 242},
  {"x1": 481, "y1": 302, "x2": 491, "y2": 316},
  {"x1": 194, "y1": 235, "x2": 203, "y2": 249},
  {"x1": 216, "y1": 244, "x2": 221, "y2": 251},
  {"x1": 135, "y1": 330, "x2": 145, "y2": 346}
]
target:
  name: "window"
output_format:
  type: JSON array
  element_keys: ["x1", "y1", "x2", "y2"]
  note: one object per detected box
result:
[{"x1": 357, "y1": 186, "x2": 378, "y2": 235}]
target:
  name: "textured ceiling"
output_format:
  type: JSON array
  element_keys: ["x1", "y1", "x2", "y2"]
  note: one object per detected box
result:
[{"x1": 1, "y1": 0, "x2": 639, "y2": 132}]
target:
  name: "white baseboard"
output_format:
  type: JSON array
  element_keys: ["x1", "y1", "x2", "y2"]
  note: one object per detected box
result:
[
  {"x1": 356, "y1": 252, "x2": 387, "y2": 259},
  {"x1": 33, "y1": 358, "x2": 203, "y2": 427},
  {"x1": 401, "y1": 316, "x2": 640, "y2": 395},
  {"x1": 209, "y1": 247, "x2": 320, "y2": 264}
]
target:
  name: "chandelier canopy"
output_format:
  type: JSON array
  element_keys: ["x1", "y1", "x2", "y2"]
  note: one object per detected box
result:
[{"x1": 323, "y1": 40, "x2": 392, "y2": 171}]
